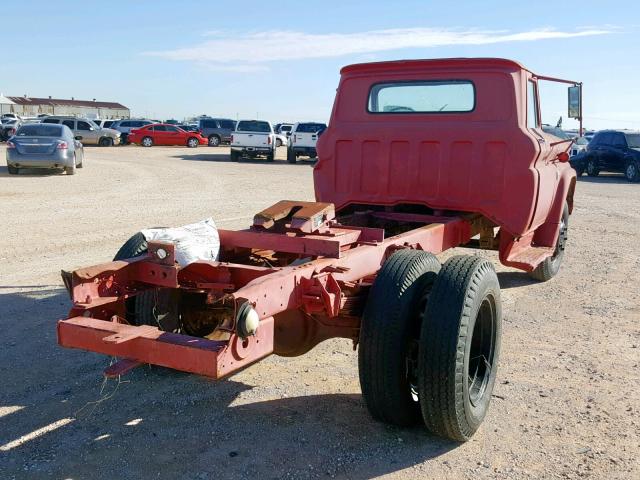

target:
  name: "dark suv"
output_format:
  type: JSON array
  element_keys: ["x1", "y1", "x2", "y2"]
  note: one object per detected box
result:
[
  {"x1": 197, "y1": 118, "x2": 236, "y2": 147},
  {"x1": 573, "y1": 130, "x2": 640, "y2": 182}
]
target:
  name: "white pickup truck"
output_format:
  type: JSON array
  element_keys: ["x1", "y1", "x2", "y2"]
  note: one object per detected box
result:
[
  {"x1": 230, "y1": 120, "x2": 276, "y2": 161},
  {"x1": 287, "y1": 122, "x2": 327, "y2": 163}
]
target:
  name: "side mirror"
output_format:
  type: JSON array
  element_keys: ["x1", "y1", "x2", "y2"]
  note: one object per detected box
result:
[
  {"x1": 75, "y1": 136, "x2": 82, "y2": 140},
  {"x1": 568, "y1": 85, "x2": 581, "y2": 119}
]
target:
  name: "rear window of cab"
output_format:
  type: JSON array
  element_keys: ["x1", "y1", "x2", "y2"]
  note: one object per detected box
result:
[{"x1": 368, "y1": 80, "x2": 475, "y2": 113}]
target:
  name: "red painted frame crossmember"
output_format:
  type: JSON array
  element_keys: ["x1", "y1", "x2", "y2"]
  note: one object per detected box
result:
[{"x1": 57, "y1": 316, "x2": 274, "y2": 379}]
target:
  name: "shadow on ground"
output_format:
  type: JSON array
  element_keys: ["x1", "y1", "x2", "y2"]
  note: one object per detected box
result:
[
  {"x1": 0, "y1": 165, "x2": 68, "y2": 177},
  {"x1": 497, "y1": 271, "x2": 537, "y2": 289},
  {"x1": 0, "y1": 287, "x2": 457, "y2": 479},
  {"x1": 576, "y1": 173, "x2": 630, "y2": 184}
]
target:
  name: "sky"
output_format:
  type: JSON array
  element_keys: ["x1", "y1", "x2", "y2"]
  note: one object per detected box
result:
[{"x1": 2, "y1": 0, "x2": 639, "y2": 130}]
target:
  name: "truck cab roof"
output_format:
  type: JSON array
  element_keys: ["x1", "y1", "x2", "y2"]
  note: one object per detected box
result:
[{"x1": 340, "y1": 57, "x2": 529, "y2": 75}]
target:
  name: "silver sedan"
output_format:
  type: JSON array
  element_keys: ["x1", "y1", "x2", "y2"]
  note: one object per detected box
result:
[{"x1": 5, "y1": 124, "x2": 84, "y2": 175}]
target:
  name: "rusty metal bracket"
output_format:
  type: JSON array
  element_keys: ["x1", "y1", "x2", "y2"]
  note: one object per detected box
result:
[
  {"x1": 299, "y1": 273, "x2": 342, "y2": 317},
  {"x1": 253, "y1": 200, "x2": 336, "y2": 233},
  {"x1": 147, "y1": 241, "x2": 176, "y2": 265}
]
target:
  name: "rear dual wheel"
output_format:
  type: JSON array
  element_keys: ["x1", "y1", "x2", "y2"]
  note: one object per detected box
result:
[{"x1": 359, "y1": 251, "x2": 501, "y2": 441}]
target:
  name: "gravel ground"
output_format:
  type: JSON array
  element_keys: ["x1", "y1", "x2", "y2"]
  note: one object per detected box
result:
[{"x1": 0, "y1": 145, "x2": 638, "y2": 479}]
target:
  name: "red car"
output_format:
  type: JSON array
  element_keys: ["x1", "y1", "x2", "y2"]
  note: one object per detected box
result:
[{"x1": 129, "y1": 123, "x2": 207, "y2": 148}]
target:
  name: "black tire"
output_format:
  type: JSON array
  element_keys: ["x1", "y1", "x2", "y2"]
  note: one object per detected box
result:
[
  {"x1": 624, "y1": 160, "x2": 640, "y2": 183},
  {"x1": 208, "y1": 135, "x2": 220, "y2": 147},
  {"x1": 230, "y1": 150, "x2": 240, "y2": 161},
  {"x1": 359, "y1": 249, "x2": 440, "y2": 426},
  {"x1": 113, "y1": 233, "x2": 154, "y2": 327},
  {"x1": 113, "y1": 232, "x2": 149, "y2": 261},
  {"x1": 141, "y1": 136, "x2": 153, "y2": 147},
  {"x1": 287, "y1": 148, "x2": 296, "y2": 164},
  {"x1": 276, "y1": 138, "x2": 282, "y2": 147},
  {"x1": 7, "y1": 165, "x2": 19, "y2": 174},
  {"x1": 266, "y1": 150, "x2": 275, "y2": 162},
  {"x1": 120, "y1": 133, "x2": 129, "y2": 145},
  {"x1": 419, "y1": 255, "x2": 502, "y2": 441},
  {"x1": 99, "y1": 137, "x2": 113, "y2": 147},
  {"x1": 529, "y1": 202, "x2": 569, "y2": 282},
  {"x1": 586, "y1": 157, "x2": 600, "y2": 177},
  {"x1": 113, "y1": 232, "x2": 176, "y2": 329},
  {"x1": 187, "y1": 137, "x2": 199, "y2": 148}
]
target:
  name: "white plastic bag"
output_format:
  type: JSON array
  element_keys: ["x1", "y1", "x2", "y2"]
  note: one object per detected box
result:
[{"x1": 141, "y1": 218, "x2": 220, "y2": 267}]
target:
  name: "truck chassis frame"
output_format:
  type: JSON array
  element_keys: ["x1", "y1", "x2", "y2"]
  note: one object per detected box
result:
[{"x1": 58, "y1": 200, "x2": 485, "y2": 379}]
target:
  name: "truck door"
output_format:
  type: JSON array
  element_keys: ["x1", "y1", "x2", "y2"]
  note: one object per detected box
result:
[{"x1": 527, "y1": 80, "x2": 559, "y2": 229}]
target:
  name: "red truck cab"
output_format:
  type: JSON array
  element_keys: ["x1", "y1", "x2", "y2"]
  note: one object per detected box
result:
[{"x1": 316, "y1": 58, "x2": 579, "y2": 277}]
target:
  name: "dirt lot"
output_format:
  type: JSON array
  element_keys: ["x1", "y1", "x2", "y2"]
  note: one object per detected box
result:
[{"x1": 1, "y1": 145, "x2": 638, "y2": 479}]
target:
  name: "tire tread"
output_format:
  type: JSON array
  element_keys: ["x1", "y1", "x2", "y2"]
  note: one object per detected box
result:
[
  {"x1": 419, "y1": 255, "x2": 500, "y2": 441},
  {"x1": 359, "y1": 249, "x2": 440, "y2": 426}
]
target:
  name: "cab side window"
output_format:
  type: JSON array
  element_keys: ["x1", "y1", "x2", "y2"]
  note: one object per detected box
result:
[
  {"x1": 77, "y1": 121, "x2": 91, "y2": 131},
  {"x1": 62, "y1": 120, "x2": 75, "y2": 130},
  {"x1": 527, "y1": 81, "x2": 539, "y2": 129}
]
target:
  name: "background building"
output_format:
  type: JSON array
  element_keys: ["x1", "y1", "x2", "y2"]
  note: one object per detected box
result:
[{"x1": 4, "y1": 96, "x2": 130, "y2": 119}]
